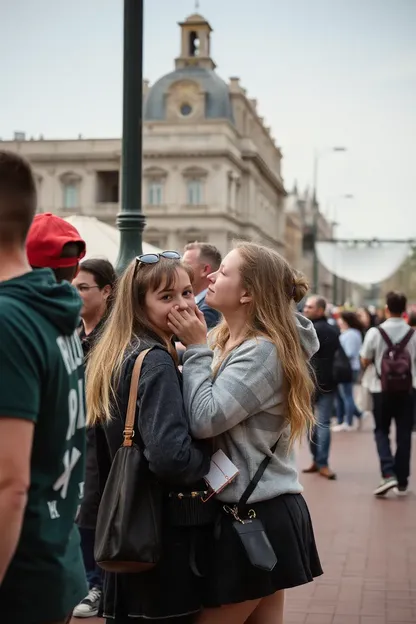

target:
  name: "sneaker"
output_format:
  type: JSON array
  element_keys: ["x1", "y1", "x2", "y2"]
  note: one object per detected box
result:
[
  {"x1": 344, "y1": 424, "x2": 356, "y2": 432},
  {"x1": 395, "y1": 486, "x2": 409, "y2": 497},
  {"x1": 332, "y1": 423, "x2": 347, "y2": 432},
  {"x1": 373, "y1": 476, "x2": 398, "y2": 497},
  {"x1": 72, "y1": 586, "x2": 101, "y2": 618}
]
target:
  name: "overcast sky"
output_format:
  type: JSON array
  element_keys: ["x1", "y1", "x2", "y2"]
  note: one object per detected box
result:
[{"x1": 1, "y1": 0, "x2": 415, "y2": 239}]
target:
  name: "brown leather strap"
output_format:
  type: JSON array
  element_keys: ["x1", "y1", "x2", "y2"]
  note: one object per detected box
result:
[{"x1": 123, "y1": 349, "x2": 151, "y2": 447}]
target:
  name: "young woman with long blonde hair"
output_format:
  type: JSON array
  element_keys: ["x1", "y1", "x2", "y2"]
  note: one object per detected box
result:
[
  {"x1": 168, "y1": 242, "x2": 323, "y2": 624},
  {"x1": 85, "y1": 252, "x2": 212, "y2": 623}
]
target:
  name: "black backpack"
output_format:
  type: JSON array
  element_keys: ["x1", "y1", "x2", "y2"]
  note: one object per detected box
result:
[
  {"x1": 333, "y1": 344, "x2": 353, "y2": 384},
  {"x1": 377, "y1": 327, "x2": 414, "y2": 393}
]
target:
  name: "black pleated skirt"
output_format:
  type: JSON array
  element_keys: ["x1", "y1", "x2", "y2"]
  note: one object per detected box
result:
[
  {"x1": 203, "y1": 493, "x2": 323, "y2": 607},
  {"x1": 101, "y1": 520, "x2": 212, "y2": 621},
  {"x1": 103, "y1": 493, "x2": 322, "y2": 620}
]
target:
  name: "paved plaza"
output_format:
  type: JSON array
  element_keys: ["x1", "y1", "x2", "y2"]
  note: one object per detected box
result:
[{"x1": 72, "y1": 419, "x2": 416, "y2": 624}]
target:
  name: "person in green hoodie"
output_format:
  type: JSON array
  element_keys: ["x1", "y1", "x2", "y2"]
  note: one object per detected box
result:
[{"x1": 0, "y1": 151, "x2": 88, "y2": 624}]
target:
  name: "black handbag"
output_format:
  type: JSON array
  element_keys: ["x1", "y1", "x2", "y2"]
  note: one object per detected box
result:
[
  {"x1": 224, "y1": 438, "x2": 280, "y2": 572},
  {"x1": 94, "y1": 348, "x2": 163, "y2": 573}
]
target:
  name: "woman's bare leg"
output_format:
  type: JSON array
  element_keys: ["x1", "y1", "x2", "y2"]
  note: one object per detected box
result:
[
  {"x1": 196, "y1": 598, "x2": 262, "y2": 624},
  {"x1": 245, "y1": 590, "x2": 285, "y2": 624}
]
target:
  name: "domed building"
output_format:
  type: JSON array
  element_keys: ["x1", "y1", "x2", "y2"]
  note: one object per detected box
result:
[
  {"x1": 1, "y1": 11, "x2": 287, "y2": 256},
  {"x1": 141, "y1": 12, "x2": 286, "y2": 253}
]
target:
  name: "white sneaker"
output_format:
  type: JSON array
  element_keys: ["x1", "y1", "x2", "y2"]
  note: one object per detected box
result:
[
  {"x1": 344, "y1": 424, "x2": 356, "y2": 432},
  {"x1": 395, "y1": 486, "x2": 409, "y2": 497},
  {"x1": 374, "y1": 477, "x2": 398, "y2": 496},
  {"x1": 332, "y1": 423, "x2": 347, "y2": 432},
  {"x1": 72, "y1": 586, "x2": 101, "y2": 618}
]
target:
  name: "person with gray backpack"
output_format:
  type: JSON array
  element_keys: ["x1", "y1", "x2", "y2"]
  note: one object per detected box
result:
[{"x1": 361, "y1": 291, "x2": 416, "y2": 497}]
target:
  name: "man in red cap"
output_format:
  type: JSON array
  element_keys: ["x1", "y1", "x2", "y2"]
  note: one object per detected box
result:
[
  {"x1": 0, "y1": 152, "x2": 87, "y2": 624},
  {"x1": 27, "y1": 212, "x2": 86, "y2": 283}
]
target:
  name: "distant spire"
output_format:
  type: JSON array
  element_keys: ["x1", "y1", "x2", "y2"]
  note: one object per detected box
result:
[
  {"x1": 195, "y1": 0, "x2": 200, "y2": 10},
  {"x1": 292, "y1": 179, "x2": 298, "y2": 195}
]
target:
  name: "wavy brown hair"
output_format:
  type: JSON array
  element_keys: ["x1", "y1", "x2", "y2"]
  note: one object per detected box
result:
[
  {"x1": 86, "y1": 257, "x2": 192, "y2": 426},
  {"x1": 211, "y1": 242, "x2": 315, "y2": 446}
]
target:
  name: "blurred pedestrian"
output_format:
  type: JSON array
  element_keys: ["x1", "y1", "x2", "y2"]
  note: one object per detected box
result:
[
  {"x1": 333, "y1": 312, "x2": 364, "y2": 431},
  {"x1": 361, "y1": 292, "x2": 416, "y2": 496},
  {"x1": 72, "y1": 259, "x2": 116, "y2": 619},
  {"x1": 27, "y1": 212, "x2": 86, "y2": 282},
  {"x1": 303, "y1": 296, "x2": 339, "y2": 479},
  {"x1": 182, "y1": 242, "x2": 222, "y2": 329}
]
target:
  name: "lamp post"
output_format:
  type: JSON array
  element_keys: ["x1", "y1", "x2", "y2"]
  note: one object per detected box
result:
[
  {"x1": 115, "y1": 0, "x2": 146, "y2": 275},
  {"x1": 330, "y1": 194, "x2": 354, "y2": 304},
  {"x1": 312, "y1": 147, "x2": 347, "y2": 293}
]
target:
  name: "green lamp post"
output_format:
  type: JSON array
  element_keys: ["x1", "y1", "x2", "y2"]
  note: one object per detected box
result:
[{"x1": 115, "y1": 0, "x2": 146, "y2": 275}]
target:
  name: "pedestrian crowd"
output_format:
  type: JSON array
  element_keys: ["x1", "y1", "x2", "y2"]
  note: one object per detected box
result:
[
  {"x1": 0, "y1": 151, "x2": 414, "y2": 624},
  {"x1": 302, "y1": 293, "x2": 416, "y2": 497}
]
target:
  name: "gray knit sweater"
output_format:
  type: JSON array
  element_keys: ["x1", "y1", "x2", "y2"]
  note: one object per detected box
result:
[{"x1": 182, "y1": 313, "x2": 319, "y2": 504}]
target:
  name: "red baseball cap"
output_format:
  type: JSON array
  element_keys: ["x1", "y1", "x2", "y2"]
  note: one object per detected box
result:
[{"x1": 26, "y1": 213, "x2": 86, "y2": 269}]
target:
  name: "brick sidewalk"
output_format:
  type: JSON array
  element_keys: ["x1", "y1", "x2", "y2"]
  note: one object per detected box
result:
[
  {"x1": 286, "y1": 420, "x2": 416, "y2": 623},
  {"x1": 73, "y1": 421, "x2": 416, "y2": 624}
]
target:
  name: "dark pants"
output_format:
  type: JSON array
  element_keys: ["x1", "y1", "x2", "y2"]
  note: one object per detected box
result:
[
  {"x1": 79, "y1": 526, "x2": 103, "y2": 590},
  {"x1": 372, "y1": 392, "x2": 414, "y2": 488},
  {"x1": 413, "y1": 389, "x2": 416, "y2": 431}
]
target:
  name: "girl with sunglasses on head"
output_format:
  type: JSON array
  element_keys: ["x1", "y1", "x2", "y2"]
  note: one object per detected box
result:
[
  {"x1": 85, "y1": 252, "x2": 212, "y2": 624},
  {"x1": 168, "y1": 242, "x2": 323, "y2": 624}
]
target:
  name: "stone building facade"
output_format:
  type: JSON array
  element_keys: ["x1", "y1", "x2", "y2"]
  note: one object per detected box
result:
[{"x1": 1, "y1": 12, "x2": 286, "y2": 258}]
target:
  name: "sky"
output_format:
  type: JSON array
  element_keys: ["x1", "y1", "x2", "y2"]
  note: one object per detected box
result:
[{"x1": 0, "y1": 0, "x2": 415, "y2": 240}]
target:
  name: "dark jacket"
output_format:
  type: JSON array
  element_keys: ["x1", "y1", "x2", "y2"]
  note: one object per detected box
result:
[
  {"x1": 77, "y1": 318, "x2": 106, "y2": 529},
  {"x1": 310, "y1": 317, "x2": 340, "y2": 395},
  {"x1": 198, "y1": 294, "x2": 220, "y2": 330},
  {"x1": 94, "y1": 338, "x2": 210, "y2": 492},
  {"x1": 93, "y1": 337, "x2": 211, "y2": 619}
]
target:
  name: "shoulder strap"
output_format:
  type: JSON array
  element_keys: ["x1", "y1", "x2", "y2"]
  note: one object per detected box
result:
[
  {"x1": 377, "y1": 327, "x2": 394, "y2": 349},
  {"x1": 123, "y1": 348, "x2": 152, "y2": 447},
  {"x1": 398, "y1": 328, "x2": 414, "y2": 350},
  {"x1": 238, "y1": 437, "x2": 280, "y2": 509}
]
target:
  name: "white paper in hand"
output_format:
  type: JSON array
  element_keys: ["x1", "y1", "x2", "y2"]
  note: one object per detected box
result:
[{"x1": 204, "y1": 449, "x2": 239, "y2": 494}]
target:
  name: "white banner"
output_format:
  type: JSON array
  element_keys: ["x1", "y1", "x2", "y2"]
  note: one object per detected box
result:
[{"x1": 316, "y1": 241, "x2": 411, "y2": 286}]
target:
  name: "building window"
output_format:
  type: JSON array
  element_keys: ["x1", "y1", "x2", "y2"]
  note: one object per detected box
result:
[
  {"x1": 96, "y1": 171, "x2": 119, "y2": 203},
  {"x1": 187, "y1": 179, "x2": 203, "y2": 205},
  {"x1": 63, "y1": 182, "x2": 79, "y2": 210},
  {"x1": 148, "y1": 181, "x2": 163, "y2": 206},
  {"x1": 180, "y1": 103, "x2": 193, "y2": 116}
]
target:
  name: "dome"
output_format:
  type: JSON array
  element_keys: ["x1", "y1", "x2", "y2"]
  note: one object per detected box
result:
[
  {"x1": 185, "y1": 13, "x2": 206, "y2": 23},
  {"x1": 144, "y1": 66, "x2": 235, "y2": 124}
]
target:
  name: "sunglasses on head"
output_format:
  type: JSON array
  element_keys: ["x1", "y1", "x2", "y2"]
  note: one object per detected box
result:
[{"x1": 135, "y1": 250, "x2": 181, "y2": 266}]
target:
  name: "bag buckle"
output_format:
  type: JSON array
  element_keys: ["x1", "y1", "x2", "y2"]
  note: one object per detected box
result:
[
  {"x1": 123, "y1": 429, "x2": 135, "y2": 437},
  {"x1": 223, "y1": 504, "x2": 256, "y2": 524}
]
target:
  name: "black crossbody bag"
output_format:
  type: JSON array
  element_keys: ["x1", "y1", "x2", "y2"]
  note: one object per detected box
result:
[{"x1": 223, "y1": 438, "x2": 280, "y2": 572}]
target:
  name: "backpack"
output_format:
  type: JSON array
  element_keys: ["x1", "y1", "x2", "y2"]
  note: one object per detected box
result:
[
  {"x1": 377, "y1": 327, "x2": 414, "y2": 393},
  {"x1": 333, "y1": 345, "x2": 353, "y2": 384}
]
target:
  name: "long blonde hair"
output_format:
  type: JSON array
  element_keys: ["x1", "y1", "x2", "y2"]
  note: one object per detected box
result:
[
  {"x1": 211, "y1": 242, "x2": 314, "y2": 445},
  {"x1": 86, "y1": 257, "x2": 193, "y2": 426}
]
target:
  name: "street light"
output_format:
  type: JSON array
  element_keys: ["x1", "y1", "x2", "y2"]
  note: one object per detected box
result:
[
  {"x1": 312, "y1": 146, "x2": 347, "y2": 292},
  {"x1": 115, "y1": 0, "x2": 146, "y2": 275},
  {"x1": 330, "y1": 194, "x2": 354, "y2": 304}
]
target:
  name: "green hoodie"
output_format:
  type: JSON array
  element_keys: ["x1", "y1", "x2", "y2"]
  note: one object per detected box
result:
[{"x1": 0, "y1": 269, "x2": 87, "y2": 624}]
